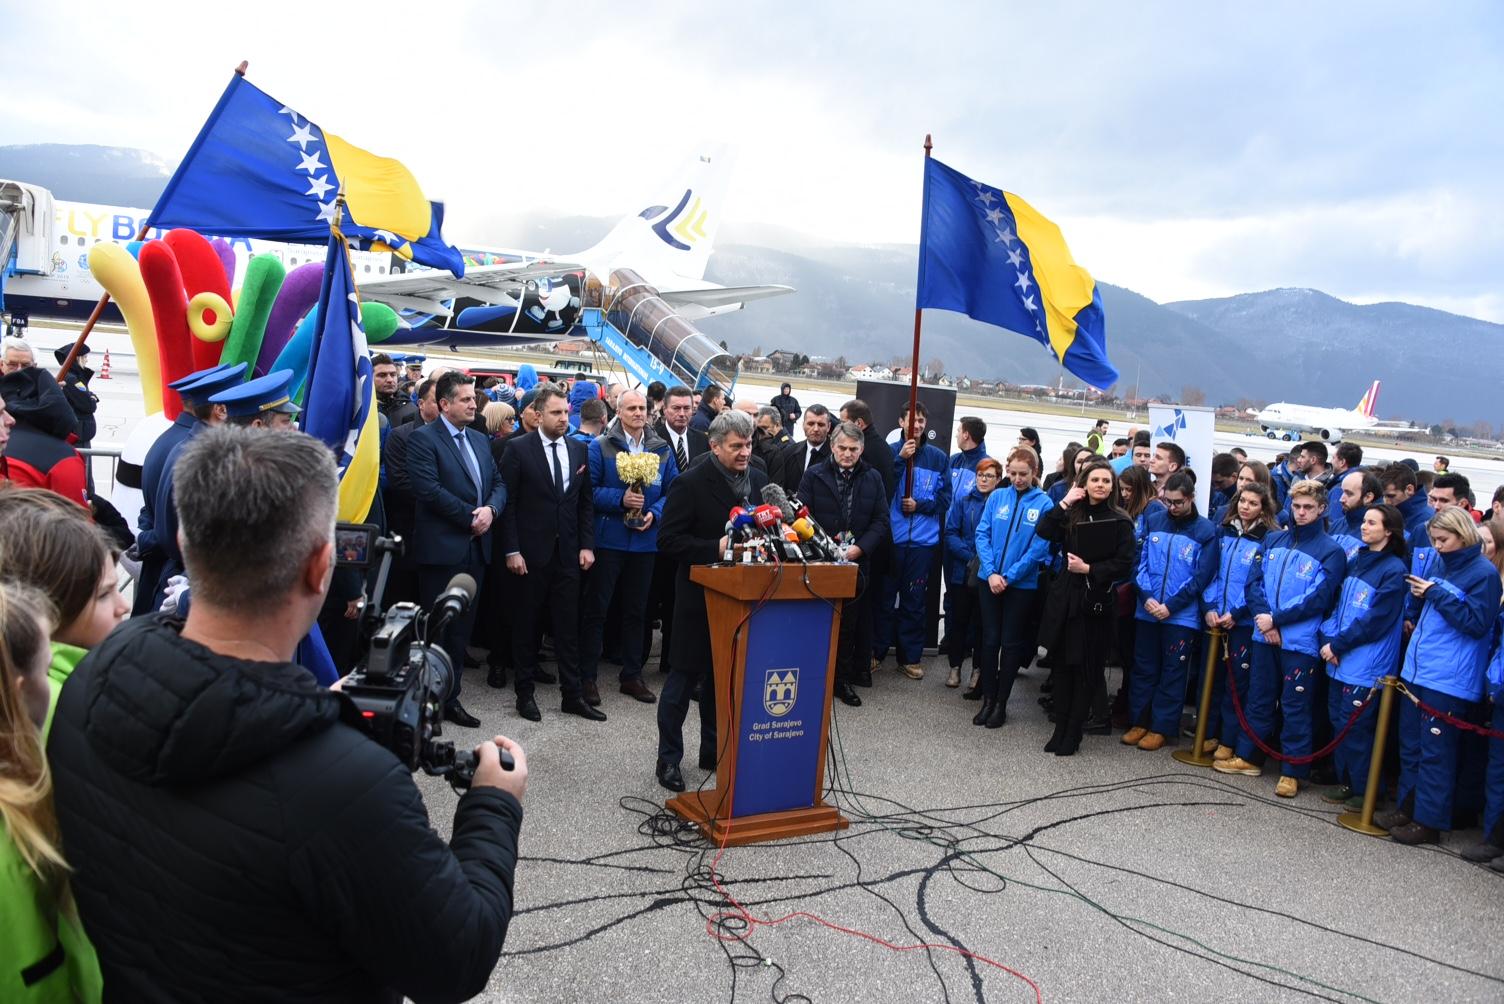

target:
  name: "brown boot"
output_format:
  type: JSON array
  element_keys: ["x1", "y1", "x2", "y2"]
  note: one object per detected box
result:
[
  {"x1": 1136, "y1": 731, "x2": 1167, "y2": 752},
  {"x1": 1121, "y1": 726, "x2": 1148, "y2": 746}
]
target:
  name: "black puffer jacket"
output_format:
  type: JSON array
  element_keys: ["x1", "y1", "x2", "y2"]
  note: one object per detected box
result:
[{"x1": 48, "y1": 616, "x2": 522, "y2": 1003}]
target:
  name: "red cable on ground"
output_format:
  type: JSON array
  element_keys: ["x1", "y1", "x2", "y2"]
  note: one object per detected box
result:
[
  {"x1": 693, "y1": 606, "x2": 1044, "y2": 1002},
  {"x1": 1222, "y1": 652, "x2": 1376, "y2": 765}
]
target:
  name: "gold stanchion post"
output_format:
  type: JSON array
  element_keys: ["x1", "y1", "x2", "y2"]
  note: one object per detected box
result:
[
  {"x1": 1339, "y1": 675, "x2": 1396, "y2": 836},
  {"x1": 1172, "y1": 628, "x2": 1223, "y2": 767}
]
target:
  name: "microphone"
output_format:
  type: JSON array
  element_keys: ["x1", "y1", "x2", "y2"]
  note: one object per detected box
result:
[
  {"x1": 723, "y1": 506, "x2": 754, "y2": 561},
  {"x1": 785, "y1": 493, "x2": 842, "y2": 560},
  {"x1": 430, "y1": 572, "x2": 477, "y2": 632},
  {"x1": 760, "y1": 483, "x2": 793, "y2": 523}
]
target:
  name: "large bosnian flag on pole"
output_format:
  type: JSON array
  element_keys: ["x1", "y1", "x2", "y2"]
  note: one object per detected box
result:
[
  {"x1": 303, "y1": 231, "x2": 379, "y2": 523},
  {"x1": 916, "y1": 158, "x2": 1117, "y2": 389}
]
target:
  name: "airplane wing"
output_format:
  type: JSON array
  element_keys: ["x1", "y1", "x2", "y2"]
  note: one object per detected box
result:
[
  {"x1": 361, "y1": 260, "x2": 585, "y2": 316},
  {"x1": 659, "y1": 284, "x2": 794, "y2": 311}
]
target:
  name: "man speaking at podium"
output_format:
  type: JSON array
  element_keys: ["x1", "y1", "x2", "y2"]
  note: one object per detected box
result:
[{"x1": 654, "y1": 409, "x2": 767, "y2": 791}]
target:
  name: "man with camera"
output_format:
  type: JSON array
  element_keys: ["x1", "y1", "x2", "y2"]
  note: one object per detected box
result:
[{"x1": 48, "y1": 425, "x2": 528, "y2": 1002}]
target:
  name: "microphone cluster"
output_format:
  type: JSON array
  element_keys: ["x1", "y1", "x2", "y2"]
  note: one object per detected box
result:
[{"x1": 722, "y1": 483, "x2": 846, "y2": 564}]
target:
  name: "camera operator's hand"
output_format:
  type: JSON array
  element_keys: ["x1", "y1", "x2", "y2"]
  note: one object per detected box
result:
[{"x1": 473, "y1": 735, "x2": 527, "y2": 801}]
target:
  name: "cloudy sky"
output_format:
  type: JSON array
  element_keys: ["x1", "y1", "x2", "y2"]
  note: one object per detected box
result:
[{"x1": 5, "y1": 2, "x2": 1501, "y2": 319}]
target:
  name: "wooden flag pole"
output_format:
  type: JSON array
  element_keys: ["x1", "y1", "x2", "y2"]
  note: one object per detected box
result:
[
  {"x1": 903, "y1": 134, "x2": 933, "y2": 499},
  {"x1": 54, "y1": 60, "x2": 250, "y2": 388}
]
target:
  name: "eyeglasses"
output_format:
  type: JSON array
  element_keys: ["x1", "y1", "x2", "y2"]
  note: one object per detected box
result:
[{"x1": 975, "y1": 472, "x2": 1000, "y2": 481}]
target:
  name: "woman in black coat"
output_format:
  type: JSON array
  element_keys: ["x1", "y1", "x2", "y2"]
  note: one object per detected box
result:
[{"x1": 1036, "y1": 459, "x2": 1138, "y2": 755}]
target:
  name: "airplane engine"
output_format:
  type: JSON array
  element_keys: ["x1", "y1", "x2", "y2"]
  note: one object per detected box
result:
[{"x1": 591, "y1": 268, "x2": 737, "y2": 391}]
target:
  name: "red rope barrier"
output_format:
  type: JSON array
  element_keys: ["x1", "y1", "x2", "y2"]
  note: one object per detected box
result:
[
  {"x1": 1221, "y1": 649, "x2": 1378, "y2": 766},
  {"x1": 1396, "y1": 682, "x2": 1504, "y2": 740}
]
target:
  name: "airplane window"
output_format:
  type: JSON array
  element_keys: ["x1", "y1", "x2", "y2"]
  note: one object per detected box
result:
[
  {"x1": 364, "y1": 265, "x2": 371, "y2": 273},
  {"x1": 76, "y1": 236, "x2": 86, "y2": 246},
  {"x1": 379, "y1": 267, "x2": 386, "y2": 274},
  {"x1": 59, "y1": 236, "x2": 68, "y2": 245}
]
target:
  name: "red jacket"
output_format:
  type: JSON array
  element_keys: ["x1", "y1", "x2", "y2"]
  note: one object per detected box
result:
[{"x1": 0, "y1": 427, "x2": 89, "y2": 508}]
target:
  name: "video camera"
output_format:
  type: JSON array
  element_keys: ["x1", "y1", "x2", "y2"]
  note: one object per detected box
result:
[{"x1": 333, "y1": 524, "x2": 508, "y2": 791}]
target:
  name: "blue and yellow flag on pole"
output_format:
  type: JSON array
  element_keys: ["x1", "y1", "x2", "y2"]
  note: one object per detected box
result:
[
  {"x1": 302, "y1": 229, "x2": 379, "y2": 522},
  {"x1": 148, "y1": 74, "x2": 464, "y2": 277},
  {"x1": 916, "y1": 158, "x2": 1117, "y2": 389}
]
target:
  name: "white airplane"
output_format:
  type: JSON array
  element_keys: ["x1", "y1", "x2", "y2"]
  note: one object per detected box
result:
[{"x1": 1256, "y1": 380, "x2": 1412, "y2": 442}]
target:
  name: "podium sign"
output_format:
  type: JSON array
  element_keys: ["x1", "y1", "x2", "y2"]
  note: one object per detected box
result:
[
  {"x1": 734, "y1": 600, "x2": 834, "y2": 816},
  {"x1": 666, "y1": 563, "x2": 856, "y2": 845}
]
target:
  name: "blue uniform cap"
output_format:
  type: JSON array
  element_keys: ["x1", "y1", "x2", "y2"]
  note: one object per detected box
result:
[
  {"x1": 210, "y1": 368, "x2": 301, "y2": 418},
  {"x1": 171, "y1": 362, "x2": 248, "y2": 405}
]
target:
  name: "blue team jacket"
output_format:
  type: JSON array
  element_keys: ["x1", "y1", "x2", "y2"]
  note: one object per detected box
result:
[
  {"x1": 948, "y1": 443, "x2": 988, "y2": 499},
  {"x1": 1201, "y1": 522, "x2": 1269, "y2": 627},
  {"x1": 1486, "y1": 607, "x2": 1504, "y2": 701},
  {"x1": 1401, "y1": 545, "x2": 1503, "y2": 702},
  {"x1": 1246, "y1": 522, "x2": 1348, "y2": 657},
  {"x1": 889, "y1": 442, "x2": 951, "y2": 547},
  {"x1": 1318, "y1": 549, "x2": 1408, "y2": 687},
  {"x1": 1396, "y1": 493, "x2": 1435, "y2": 542},
  {"x1": 942, "y1": 486, "x2": 990, "y2": 585},
  {"x1": 588, "y1": 423, "x2": 678, "y2": 553},
  {"x1": 1328, "y1": 506, "x2": 1367, "y2": 561},
  {"x1": 1134, "y1": 505, "x2": 1219, "y2": 628},
  {"x1": 974, "y1": 484, "x2": 1053, "y2": 589}
]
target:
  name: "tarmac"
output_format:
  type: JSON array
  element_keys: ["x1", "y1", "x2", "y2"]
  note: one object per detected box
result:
[{"x1": 411, "y1": 648, "x2": 1504, "y2": 1004}]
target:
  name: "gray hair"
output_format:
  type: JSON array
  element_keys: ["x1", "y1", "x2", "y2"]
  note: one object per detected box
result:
[
  {"x1": 174, "y1": 425, "x2": 338, "y2": 612},
  {"x1": 2, "y1": 336, "x2": 35, "y2": 360},
  {"x1": 832, "y1": 421, "x2": 865, "y2": 445},
  {"x1": 707, "y1": 409, "x2": 754, "y2": 445},
  {"x1": 755, "y1": 406, "x2": 781, "y2": 426}
]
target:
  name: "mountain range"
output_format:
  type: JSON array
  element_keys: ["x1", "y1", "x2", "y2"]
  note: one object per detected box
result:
[{"x1": 2, "y1": 143, "x2": 1496, "y2": 426}]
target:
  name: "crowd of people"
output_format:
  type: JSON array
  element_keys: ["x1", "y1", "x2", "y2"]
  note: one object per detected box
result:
[{"x1": 4, "y1": 340, "x2": 1504, "y2": 997}]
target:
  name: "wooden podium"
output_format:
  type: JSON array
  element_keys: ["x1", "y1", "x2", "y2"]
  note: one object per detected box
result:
[{"x1": 666, "y1": 562, "x2": 858, "y2": 846}]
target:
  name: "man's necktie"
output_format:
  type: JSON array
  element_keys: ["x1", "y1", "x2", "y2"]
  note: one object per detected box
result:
[
  {"x1": 456, "y1": 432, "x2": 482, "y2": 504},
  {"x1": 674, "y1": 433, "x2": 688, "y2": 472},
  {"x1": 549, "y1": 440, "x2": 564, "y2": 493}
]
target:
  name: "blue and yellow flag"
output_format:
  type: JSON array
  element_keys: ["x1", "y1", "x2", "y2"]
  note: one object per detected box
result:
[
  {"x1": 148, "y1": 74, "x2": 464, "y2": 277},
  {"x1": 302, "y1": 231, "x2": 379, "y2": 522},
  {"x1": 916, "y1": 158, "x2": 1117, "y2": 389}
]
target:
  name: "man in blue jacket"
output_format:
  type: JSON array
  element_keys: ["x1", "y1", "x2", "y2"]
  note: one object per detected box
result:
[
  {"x1": 1379, "y1": 463, "x2": 1434, "y2": 542},
  {"x1": 1218, "y1": 479, "x2": 1347, "y2": 796},
  {"x1": 1328, "y1": 471, "x2": 1379, "y2": 559},
  {"x1": 580, "y1": 390, "x2": 677, "y2": 705},
  {"x1": 1122, "y1": 472, "x2": 1219, "y2": 752},
  {"x1": 948, "y1": 416, "x2": 988, "y2": 499},
  {"x1": 873, "y1": 402, "x2": 951, "y2": 680}
]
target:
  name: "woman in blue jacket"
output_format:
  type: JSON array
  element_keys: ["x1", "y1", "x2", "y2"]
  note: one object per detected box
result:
[
  {"x1": 1217, "y1": 479, "x2": 1347, "y2": 796},
  {"x1": 1122, "y1": 472, "x2": 1219, "y2": 752},
  {"x1": 972, "y1": 448, "x2": 1053, "y2": 729},
  {"x1": 1203, "y1": 483, "x2": 1277, "y2": 763},
  {"x1": 1466, "y1": 606, "x2": 1504, "y2": 867},
  {"x1": 1378, "y1": 508, "x2": 1504, "y2": 845},
  {"x1": 1317, "y1": 503, "x2": 1409, "y2": 807},
  {"x1": 944, "y1": 458, "x2": 1002, "y2": 696}
]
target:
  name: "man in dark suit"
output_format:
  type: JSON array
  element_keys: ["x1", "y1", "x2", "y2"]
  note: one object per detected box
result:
[
  {"x1": 839, "y1": 398, "x2": 896, "y2": 500},
  {"x1": 772, "y1": 403, "x2": 832, "y2": 492},
  {"x1": 646, "y1": 385, "x2": 710, "y2": 675},
  {"x1": 381, "y1": 376, "x2": 437, "y2": 606},
  {"x1": 654, "y1": 409, "x2": 767, "y2": 792},
  {"x1": 407, "y1": 372, "x2": 507, "y2": 728},
  {"x1": 499, "y1": 384, "x2": 602, "y2": 723}
]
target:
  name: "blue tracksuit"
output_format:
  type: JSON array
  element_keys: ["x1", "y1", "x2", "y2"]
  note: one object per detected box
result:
[
  {"x1": 974, "y1": 484, "x2": 1054, "y2": 589},
  {"x1": 1201, "y1": 521, "x2": 1269, "y2": 745},
  {"x1": 1240, "y1": 522, "x2": 1347, "y2": 776},
  {"x1": 873, "y1": 442, "x2": 951, "y2": 665},
  {"x1": 973, "y1": 484, "x2": 1054, "y2": 710},
  {"x1": 1327, "y1": 505, "x2": 1367, "y2": 561},
  {"x1": 1318, "y1": 548, "x2": 1408, "y2": 794},
  {"x1": 1396, "y1": 492, "x2": 1435, "y2": 543},
  {"x1": 948, "y1": 443, "x2": 988, "y2": 500},
  {"x1": 1397, "y1": 545, "x2": 1502, "y2": 829},
  {"x1": 943, "y1": 486, "x2": 989, "y2": 586},
  {"x1": 1130, "y1": 506, "x2": 1218, "y2": 736},
  {"x1": 1482, "y1": 611, "x2": 1504, "y2": 844}
]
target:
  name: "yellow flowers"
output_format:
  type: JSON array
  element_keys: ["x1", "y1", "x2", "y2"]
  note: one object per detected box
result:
[{"x1": 615, "y1": 451, "x2": 662, "y2": 488}]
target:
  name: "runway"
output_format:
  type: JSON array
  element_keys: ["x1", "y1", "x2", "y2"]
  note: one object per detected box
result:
[{"x1": 414, "y1": 647, "x2": 1504, "y2": 1003}]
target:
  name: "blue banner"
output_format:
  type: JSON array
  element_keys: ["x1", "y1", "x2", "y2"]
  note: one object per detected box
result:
[{"x1": 732, "y1": 600, "x2": 835, "y2": 817}]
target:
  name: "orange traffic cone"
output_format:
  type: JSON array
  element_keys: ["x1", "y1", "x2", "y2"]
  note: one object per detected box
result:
[{"x1": 99, "y1": 348, "x2": 111, "y2": 380}]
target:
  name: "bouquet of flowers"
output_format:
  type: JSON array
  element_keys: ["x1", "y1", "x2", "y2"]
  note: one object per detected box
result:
[{"x1": 615, "y1": 451, "x2": 662, "y2": 529}]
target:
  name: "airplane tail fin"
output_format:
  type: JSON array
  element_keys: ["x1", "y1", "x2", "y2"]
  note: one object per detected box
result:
[
  {"x1": 1355, "y1": 380, "x2": 1380, "y2": 418},
  {"x1": 576, "y1": 145, "x2": 732, "y2": 287}
]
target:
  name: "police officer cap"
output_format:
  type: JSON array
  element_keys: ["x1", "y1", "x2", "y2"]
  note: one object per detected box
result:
[
  {"x1": 405, "y1": 354, "x2": 426, "y2": 366},
  {"x1": 210, "y1": 368, "x2": 301, "y2": 418},
  {"x1": 171, "y1": 362, "x2": 248, "y2": 404}
]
